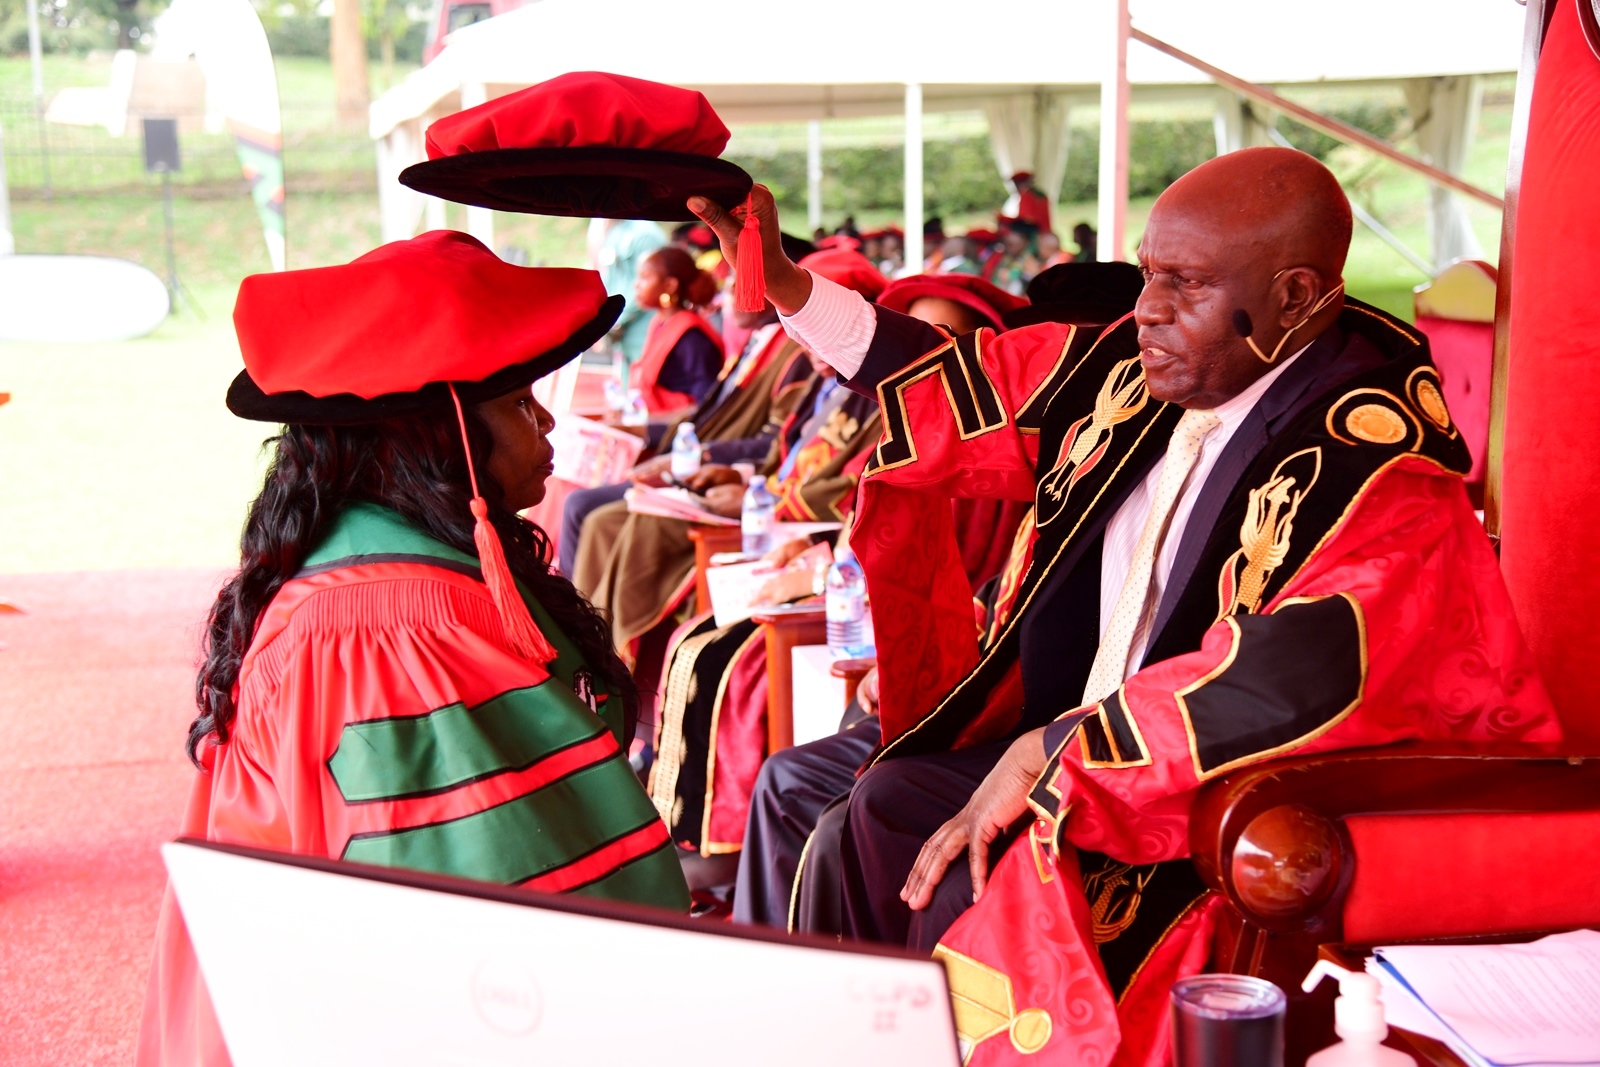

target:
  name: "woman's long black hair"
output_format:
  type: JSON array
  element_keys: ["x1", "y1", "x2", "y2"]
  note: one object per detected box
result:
[{"x1": 189, "y1": 404, "x2": 635, "y2": 764}]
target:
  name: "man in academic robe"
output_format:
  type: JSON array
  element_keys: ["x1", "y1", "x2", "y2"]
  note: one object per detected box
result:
[{"x1": 691, "y1": 148, "x2": 1560, "y2": 1062}]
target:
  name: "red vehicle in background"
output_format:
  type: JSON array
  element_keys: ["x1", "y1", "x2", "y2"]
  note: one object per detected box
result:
[{"x1": 421, "y1": 0, "x2": 532, "y2": 64}]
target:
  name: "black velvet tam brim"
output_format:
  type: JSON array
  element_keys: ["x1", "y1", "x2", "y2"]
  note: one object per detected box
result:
[
  {"x1": 226, "y1": 295, "x2": 623, "y2": 424},
  {"x1": 1002, "y1": 300, "x2": 1138, "y2": 330},
  {"x1": 398, "y1": 147, "x2": 753, "y2": 221}
]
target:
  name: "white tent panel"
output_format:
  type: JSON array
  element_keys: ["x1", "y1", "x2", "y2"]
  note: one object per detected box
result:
[{"x1": 372, "y1": 0, "x2": 1522, "y2": 139}]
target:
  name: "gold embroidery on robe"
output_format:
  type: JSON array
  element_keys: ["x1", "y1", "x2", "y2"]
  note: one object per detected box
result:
[
  {"x1": 934, "y1": 945, "x2": 1054, "y2": 1063},
  {"x1": 1038, "y1": 357, "x2": 1149, "y2": 513},
  {"x1": 1082, "y1": 860, "x2": 1155, "y2": 945},
  {"x1": 1217, "y1": 447, "x2": 1322, "y2": 617}
]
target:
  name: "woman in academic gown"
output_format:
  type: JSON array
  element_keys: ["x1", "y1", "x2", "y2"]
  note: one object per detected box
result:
[
  {"x1": 137, "y1": 231, "x2": 689, "y2": 1067},
  {"x1": 630, "y1": 245, "x2": 725, "y2": 415}
]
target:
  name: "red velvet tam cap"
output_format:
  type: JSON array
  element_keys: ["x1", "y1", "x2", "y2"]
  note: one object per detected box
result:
[
  {"x1": 798, "y1": 249, "x2": 889, "y2": 302},
  {"x1": 878, "y1": 273, "x2": 1028, "y2": 332},
  {"x1": 399, "y1": 72, "x2": 752, "y2": 221},
  {"x1": 226, "y1": 230, "x2": 622, "y2": 424}
]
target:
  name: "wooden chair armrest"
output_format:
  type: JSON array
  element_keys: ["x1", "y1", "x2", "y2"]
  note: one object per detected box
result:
[
  {"x1": 1190, "y1": 742, "x2": 1600, "y2": 932},
  {"x1": 751, "y1": 603, "x2": 828, "y2": 754},
  {"x1": 830, "y1": 657, "x2": 877, "y2": 707}
]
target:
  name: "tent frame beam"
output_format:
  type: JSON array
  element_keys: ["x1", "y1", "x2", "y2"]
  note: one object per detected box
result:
[{"x1": 1131, "y1": 27, "x2": 1505, "y2": 210}]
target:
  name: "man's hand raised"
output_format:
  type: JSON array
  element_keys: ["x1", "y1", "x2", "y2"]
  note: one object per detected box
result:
[
  {"x1": 899, "y1": 727, "x2": 1050, "y2": 911},
  {"x1": 688, "y1": 185, "x2": 813, "y2": 315}
]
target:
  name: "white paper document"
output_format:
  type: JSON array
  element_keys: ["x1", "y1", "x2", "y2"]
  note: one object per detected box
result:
[
  {"x1": 1368, "y1": 929, "x2": 1600, "y2": 1067},
  {"x1": 705, "y1": 560, "x2": 772, "y2": 627},
  {"x1": 623, "y1": 485, "x2": 739, "y2": 526}
]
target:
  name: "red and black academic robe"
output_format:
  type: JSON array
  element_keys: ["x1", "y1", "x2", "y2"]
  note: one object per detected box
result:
[{"x1": 835, "y1": 302, "x2": 1560, "y2": 1063}]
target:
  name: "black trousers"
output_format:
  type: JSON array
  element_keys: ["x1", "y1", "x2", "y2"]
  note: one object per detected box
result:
[
  {"x1": 827, "y1": 740, "x2": 1012, "y2": 952},
  {"x1": 557, "y1": 480, "x2": 628, "y2": 577},
  {"x1": 731, "y1": 702, "x2": 880, "y2": 928}
]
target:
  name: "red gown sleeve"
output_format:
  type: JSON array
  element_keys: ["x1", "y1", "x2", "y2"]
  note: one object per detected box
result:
[
  {"x1": 1030, "y1": 458, "x2": 1562, "y2": 866},
  {"x1": 855, "y1": 319, "x2": 1117, "y2": 739}
]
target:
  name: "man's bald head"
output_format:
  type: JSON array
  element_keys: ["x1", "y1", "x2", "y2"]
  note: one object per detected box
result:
[
  {"x1": 1158, "y1": 147, "x2": 1352, "y2": 280},
  {"x1": 1134, "y1": 148, "x2": 1353, "y2": 408}
]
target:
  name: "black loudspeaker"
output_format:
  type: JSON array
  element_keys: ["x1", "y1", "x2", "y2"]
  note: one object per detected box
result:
[{"x1": 142, "y1": 118, "x2": 181, "y2": 174}]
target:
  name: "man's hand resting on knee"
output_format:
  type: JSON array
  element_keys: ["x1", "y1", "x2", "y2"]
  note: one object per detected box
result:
[{"x1": 900, "y1": 727, "x2": 1049, "y2": 910}]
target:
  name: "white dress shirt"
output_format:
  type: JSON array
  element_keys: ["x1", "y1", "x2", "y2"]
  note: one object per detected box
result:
[{"x1": 780, "y1": 269, "x2": 1306, "y2": 678}]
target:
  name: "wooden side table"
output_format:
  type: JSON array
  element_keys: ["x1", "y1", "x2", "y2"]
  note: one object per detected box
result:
[
  {"x1": 685, "y1": 524, "x2": 743, "y2": 615},
  {"x1": 751, "y1": 603, "x2": 827, "y2": 754}
]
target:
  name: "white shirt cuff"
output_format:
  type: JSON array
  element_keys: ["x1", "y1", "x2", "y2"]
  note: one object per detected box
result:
[{"x1": 778, "y1": 271, "x2": 876, "y2": 380}]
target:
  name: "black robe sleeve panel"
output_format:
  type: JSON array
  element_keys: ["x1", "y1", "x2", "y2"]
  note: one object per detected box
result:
[{"x1": 840, "y1": 305, "x2": 948, "y2": 398}]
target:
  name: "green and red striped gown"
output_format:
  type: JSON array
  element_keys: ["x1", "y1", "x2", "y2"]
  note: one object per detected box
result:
[{"x1": 139, "y1": 503, "x2": 688, "y2": 1067}]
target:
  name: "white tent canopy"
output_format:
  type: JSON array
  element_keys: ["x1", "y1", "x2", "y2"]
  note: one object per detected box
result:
[{"x1": 370, "y1": 0, "x2": 1521, "y2": 267}]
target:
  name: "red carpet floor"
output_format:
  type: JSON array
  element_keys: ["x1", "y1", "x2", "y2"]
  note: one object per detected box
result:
[{"x1": 0, "y1": 569, "x2": 226, "y2": 1066}]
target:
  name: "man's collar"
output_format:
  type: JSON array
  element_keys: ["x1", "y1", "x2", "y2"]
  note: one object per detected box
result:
[{"x1": 1254, "y1": 321, "x2": 1350, "y2": 431}]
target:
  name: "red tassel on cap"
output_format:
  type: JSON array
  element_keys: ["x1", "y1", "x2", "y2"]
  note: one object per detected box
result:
[
  {"x1": 734, "y1": 194, "x2": 766, "y2": 313},
  {"x1": 449, "y1": 386, "x2": 558, "y2": 665}
]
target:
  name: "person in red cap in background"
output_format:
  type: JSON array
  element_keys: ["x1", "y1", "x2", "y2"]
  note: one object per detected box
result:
[
  {"x1": 1004, "y1": 171, "x2": 1053, "y2": 235},
  {"x1": 137, "y1": 232, "x2": 689, "y2": 1067},
  {"x1": 571, "y1": 248, "x2": 887, "y2": 660},
  {"x1": 628, "y1": 245, "x2": 724, "y2": 415}
]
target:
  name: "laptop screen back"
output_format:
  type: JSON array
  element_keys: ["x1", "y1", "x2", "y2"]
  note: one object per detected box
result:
[{"x1": 164, "y1": 840, "x2": 961, "y2": 1067}]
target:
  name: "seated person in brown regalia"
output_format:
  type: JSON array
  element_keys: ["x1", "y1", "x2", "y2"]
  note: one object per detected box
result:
[{"x1": 570, "y1": 251, "x2": 888, "y2": 656}]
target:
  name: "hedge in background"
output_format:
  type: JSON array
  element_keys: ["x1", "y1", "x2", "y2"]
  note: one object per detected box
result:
[{"x1": 731, "y1": 105, "x2": 1402, "y2": 225}]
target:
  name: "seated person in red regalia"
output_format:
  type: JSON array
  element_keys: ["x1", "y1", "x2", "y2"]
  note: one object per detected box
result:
[
  {"x1": 629, "y1": 245, "x2": 725, "y2": 415},
  {"x1": 691, "y1": 147, "x2": 1561, "y2": 1065},
  {"x1": 137, "y1": 232, "x2": 689, "y2": 1067}
]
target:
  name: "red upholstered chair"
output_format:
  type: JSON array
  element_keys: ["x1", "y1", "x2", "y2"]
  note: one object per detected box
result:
[
  {"x1": 1412, "y1": 260, "x2": 1498, "y2": 506},
  {"x1": 1190, "y1": 742, "x2": 1600, "y2": 1065}
]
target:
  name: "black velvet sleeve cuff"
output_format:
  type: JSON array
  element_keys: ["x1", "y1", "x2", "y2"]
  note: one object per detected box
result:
[
  {"x1": 840, "y1": 305, "x2": 948, "y2": 399},
  {"x1": 1041, "y1": 710, "x2": 1090, "y2": 764}
]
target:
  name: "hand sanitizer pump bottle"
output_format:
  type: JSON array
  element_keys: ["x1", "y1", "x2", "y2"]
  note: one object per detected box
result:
[{"x1": 1302, "y1": 961, "x2": 1415, "y2": 1067}]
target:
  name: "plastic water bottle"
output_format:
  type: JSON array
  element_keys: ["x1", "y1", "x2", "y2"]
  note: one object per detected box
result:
[
  {"x1": 670, "y1": 422, "x2": 702, "y2": 481},
  {"x1": 603, "y1": 378, "x2": 627, "y2": 416},
  {"x1": 621, "y1": 388, "x2": 649, "y2": 427},
  {"x1": 741, "y1": 479, "x2": 776, "y2": 554},
  {"x1": 826, "y1": 548, "x2": 869, "y2": 655}
]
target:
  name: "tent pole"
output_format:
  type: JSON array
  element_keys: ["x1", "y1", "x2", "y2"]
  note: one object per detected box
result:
[
  {"x1": 904, "y1": 82, "x2": 923, "y2": 271},
  {"x1": 807, "y1": 119, "x2": 823, "y2": 232},
  {"x1": 460, "y1": 82, "x2": 496, "y2": 253},
  {"x1": 1132, "y1": 27, "x2": 1504, "y2": 209},
  {"x1": 1484, "y1": 0, "x2": 1551, "y2": 538},
  {"x1": 1097, "y1": 0, "x2": 1130, "y2": 262}
]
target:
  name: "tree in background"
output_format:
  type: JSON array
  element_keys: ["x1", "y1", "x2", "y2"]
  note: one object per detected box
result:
[
  {"x1": 0, "y1": 0, "x2": 168, "y2": 53},
  {"x1": 363, "y1": 0, "x2": 407, "y2": 89},
  {"x1": 330, "y1": 0, "x2": 368, "y2": 125}
]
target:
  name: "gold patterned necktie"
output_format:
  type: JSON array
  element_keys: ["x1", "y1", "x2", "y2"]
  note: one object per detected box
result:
[{"x1": 1081, "y1": 408, "x2": 1222, "y2": 706}]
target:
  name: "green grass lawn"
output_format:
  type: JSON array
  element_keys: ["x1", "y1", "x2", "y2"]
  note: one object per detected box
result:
[{"x1": 0, "y1": 55, "x2": 1514, "y2": 573}]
